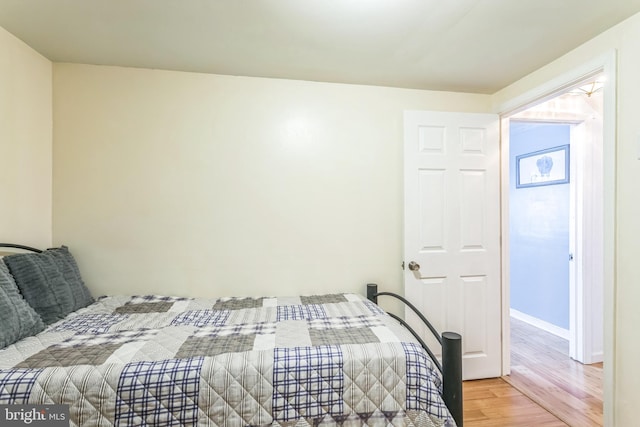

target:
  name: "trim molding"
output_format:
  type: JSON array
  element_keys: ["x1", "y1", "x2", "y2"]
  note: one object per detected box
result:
[{"x1": 510, "y1": 308, "x2": 570, "y2": 340}]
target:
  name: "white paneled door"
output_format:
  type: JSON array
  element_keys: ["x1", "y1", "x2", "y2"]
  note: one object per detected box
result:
[{"x1": 403, "y1": 111, "x2": 501, "y2": 380}]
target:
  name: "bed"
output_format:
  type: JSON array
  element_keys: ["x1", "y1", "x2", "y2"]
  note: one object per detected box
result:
[{"x1": 0, "y1": 244, "x2": 462, "y2": 426}]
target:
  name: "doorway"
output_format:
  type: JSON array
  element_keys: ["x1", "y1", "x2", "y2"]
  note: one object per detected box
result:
[
  {"x1": 501, "y1": 75, "x2": 606, "y2": 425},
  {"x1": 508, "y1": 80, "x2": 605, "y2": 364},
  {"x1": 508, "y1": 119, "x2": 572, "y2": 343}
]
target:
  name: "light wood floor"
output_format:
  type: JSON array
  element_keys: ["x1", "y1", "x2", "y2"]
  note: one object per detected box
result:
[
  {"x1": 504, "y1": 317, "x2": 603, "y2": 426},
  {"x1": 463, "y1": 318, "x2": 603, "y2": 426},
  {"x1": 464, "y1": 377, "x2": 567, "y2": 426}
]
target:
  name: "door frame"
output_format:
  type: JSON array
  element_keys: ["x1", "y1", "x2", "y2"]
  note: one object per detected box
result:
[{"x1": 496, "y1": 50, "x2": 617, "y2": 426}]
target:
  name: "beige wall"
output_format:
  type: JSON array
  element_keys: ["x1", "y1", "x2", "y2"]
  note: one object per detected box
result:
[
  {"x1": 492, "y1": 11, "x2": 640, "y2": 426},
  {"x1": 52, "y1": 63, "x2": 491, "y2": 304},
  {"x1": 0, "y1": 27, "x2": 52, "y2": 248}
]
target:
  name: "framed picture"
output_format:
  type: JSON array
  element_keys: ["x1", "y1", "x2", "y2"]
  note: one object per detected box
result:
[{"x1": 516, "y1": 144, "x2": 569, "y2": 188}]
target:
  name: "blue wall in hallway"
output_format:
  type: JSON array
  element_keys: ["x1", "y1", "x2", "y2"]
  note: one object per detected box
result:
[{"x1": 510, "y1": 122, "x2": 570, "y2": 329}]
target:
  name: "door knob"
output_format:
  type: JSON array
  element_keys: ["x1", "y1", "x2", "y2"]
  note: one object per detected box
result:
[{"x1": 408, "y1": 261, "x2": 420, "y2": 271}]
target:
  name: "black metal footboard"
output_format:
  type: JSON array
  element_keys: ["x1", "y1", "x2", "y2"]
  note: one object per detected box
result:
[{"x1": 367, "y1": 283, "x2": 463, "y2": 427}]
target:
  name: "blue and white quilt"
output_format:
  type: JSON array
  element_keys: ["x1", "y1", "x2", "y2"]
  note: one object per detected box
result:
[{"x1": 0, "y1": 293, "x2": 455, "y2": 426}]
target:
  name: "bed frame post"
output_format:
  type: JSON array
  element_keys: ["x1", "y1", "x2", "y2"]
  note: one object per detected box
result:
[
  {"x1": 442, "y1": 331, "x2": 463, "y2": 427},
  {"x1": 366, "y1": 283, "x2": 378, "y2": 304}
]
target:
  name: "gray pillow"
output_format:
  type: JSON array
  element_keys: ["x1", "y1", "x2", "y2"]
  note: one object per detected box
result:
[
  {"x1": 0, "y1": 259, "x2": 45, "y2": 348},
  {"x1": 4, "y1": 246, "x2": 95, "y2": 325},
  {"x1": 46, "y1": 246, "x2": 95, "y2": 310}
]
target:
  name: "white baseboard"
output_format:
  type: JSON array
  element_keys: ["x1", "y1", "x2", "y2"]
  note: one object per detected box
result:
[
  {"x1": 585, "y1": 351, "x2": 604, "y2": 364},
  {"x1": 510, "y1": 308, "x2": 570, "y2": 340}
]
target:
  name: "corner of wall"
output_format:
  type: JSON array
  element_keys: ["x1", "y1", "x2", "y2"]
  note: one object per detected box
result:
[{"x1": 0, "y1": 25, "x2": 53, "y2": 248}]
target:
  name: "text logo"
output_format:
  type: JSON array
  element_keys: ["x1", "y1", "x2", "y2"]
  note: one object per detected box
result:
[{"x1": 0, "y1": 405, "x2": 69, "y2": 426}]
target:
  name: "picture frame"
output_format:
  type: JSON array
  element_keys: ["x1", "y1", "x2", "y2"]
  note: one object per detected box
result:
[{"x1": 516, "y1": 144, "x2": 569, "y2": 188}]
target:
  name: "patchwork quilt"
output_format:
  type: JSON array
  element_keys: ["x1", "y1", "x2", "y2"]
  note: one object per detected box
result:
[{"x1": 0, "y1": 293, "x2": 455, "y2": 426}]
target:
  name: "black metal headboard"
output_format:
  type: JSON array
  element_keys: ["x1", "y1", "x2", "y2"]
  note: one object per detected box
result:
[{"x1": 0, "y1": 243, "x2": 43, "y2": 253}]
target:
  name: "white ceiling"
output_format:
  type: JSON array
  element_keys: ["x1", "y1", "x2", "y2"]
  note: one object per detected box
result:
[{"x1": 1, "y1": 0, "x2": 640, "y2": 94}]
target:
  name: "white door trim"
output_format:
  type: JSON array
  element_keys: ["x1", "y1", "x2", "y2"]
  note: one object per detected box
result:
[
  {"x1": 496, "y1": 50, "x2": 617, "y2": 427},
  {"x1": 571, "y1": 116, "x2": 605, "y2": 365}
]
